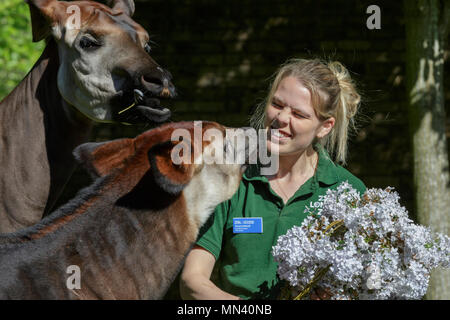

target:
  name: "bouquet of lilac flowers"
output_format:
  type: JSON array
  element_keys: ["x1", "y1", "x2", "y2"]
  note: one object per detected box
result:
[{"x1": 272, "y1": 182, "x2": 450, "y2": 300}]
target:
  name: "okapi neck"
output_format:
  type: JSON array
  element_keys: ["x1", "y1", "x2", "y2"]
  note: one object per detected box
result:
[
  {"x1": 8, "y1": 38, "x2": 91, "y2": 131},
  {"x1": 0, "y1": 38, "x2": 93, "y2": 219}
]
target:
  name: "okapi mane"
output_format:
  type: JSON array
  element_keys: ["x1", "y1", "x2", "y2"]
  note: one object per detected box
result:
[{"x1": 133, "y1": 121, "x2": 195, "y2": 150}]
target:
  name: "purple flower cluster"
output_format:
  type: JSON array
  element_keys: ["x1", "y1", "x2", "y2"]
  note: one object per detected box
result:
[{"x1": 272, "y1": 182, "x2": 450, "y2": 300}]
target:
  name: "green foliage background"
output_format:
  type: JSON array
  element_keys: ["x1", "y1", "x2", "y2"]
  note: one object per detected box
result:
[{"x1": 0, "y1": 0, "x2": 44, "y2": 101}]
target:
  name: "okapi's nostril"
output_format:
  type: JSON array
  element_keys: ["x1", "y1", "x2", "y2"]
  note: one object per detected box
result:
[
  {"x1": 140, "y1": 74, "x2": 175, "y2": 98},
  {"x1": 142, "y1": 75, "x2": 163, "y2": 86}
]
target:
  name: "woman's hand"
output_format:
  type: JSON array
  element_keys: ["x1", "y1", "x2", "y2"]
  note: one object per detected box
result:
[
  {"x1": 180, "y1": 246, "x2": 241, "y2": 300},
  {"x1": 310, "y1": 287, "x2": 333, "y2": 300}
]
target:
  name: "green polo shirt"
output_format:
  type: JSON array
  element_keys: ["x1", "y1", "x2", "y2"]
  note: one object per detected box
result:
[{"x1": 196, "y1": 146, "x2": 366, "y2": 299}]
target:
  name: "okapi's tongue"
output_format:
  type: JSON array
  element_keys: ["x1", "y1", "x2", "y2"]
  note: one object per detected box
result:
[{"x1": 136, "y1": 105, "x2": 171, "y2": 123}]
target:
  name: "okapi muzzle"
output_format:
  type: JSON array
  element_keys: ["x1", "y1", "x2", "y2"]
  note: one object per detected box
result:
[{"x1": 110, "y1": 52, "x2": 176, "y2": 124}]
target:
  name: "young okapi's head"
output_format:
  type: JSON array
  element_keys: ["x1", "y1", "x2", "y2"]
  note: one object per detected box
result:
[
  {"x1": 26, "y1": 0, "x2": 175, "y2": 124},
  {"x1": 74, "y1": 121, "x2": 256, "y2": 227}
]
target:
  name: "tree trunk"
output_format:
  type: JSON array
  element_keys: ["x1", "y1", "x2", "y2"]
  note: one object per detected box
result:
[{"x1": 404, "y1": 0, "x2": 450, "y2": 300}]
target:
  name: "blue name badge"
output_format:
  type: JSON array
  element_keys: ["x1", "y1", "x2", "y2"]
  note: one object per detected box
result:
[{"x1": 233, "y1": 218, "x2": 263, "y2": 234}]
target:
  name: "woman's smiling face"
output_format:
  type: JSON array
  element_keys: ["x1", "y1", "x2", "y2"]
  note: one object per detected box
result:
[{"x1": 265, "y1": 76, "x2": 334, "y2": 156}]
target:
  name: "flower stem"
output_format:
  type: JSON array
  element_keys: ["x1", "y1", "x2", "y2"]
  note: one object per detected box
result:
[
  {"x1": 324, "y1": 220, "x2": 344, "y2": 237},
  {"x1": 294, "y1": 265, "x2": 331, "y2": 300}
]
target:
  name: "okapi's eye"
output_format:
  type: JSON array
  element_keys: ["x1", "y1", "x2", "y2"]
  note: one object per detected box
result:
[
  {"x1": 79, "y1": 36, "x2": 101, "y2": 50},
  {"x1": 144, "y1": 43, "x2": 152, "y2": 53}
]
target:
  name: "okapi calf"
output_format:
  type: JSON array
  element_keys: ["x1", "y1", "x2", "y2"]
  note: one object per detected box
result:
[{"x1": 0, "y1": 121, "x2": 254, "y2": 299}]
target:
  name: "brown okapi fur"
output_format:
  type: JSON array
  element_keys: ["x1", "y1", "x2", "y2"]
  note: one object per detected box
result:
[
  {"x1": 0, "y1": 121, "x2": 252, "y2": 300},
  {"x1": 0, "y1": 0, "x2": 175, "y2": 233}
]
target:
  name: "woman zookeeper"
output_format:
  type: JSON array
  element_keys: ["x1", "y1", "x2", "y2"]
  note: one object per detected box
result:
[{"x1": 180, "y1": 58, "x2": 366, "y2": 300}]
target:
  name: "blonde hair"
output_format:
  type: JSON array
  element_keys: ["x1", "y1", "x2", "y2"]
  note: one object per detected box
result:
[{"x1": 250, "y1": 58, "x2": 361, "y2": 165}]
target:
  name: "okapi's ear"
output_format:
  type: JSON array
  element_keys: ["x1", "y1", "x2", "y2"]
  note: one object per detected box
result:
[
  {"x1": 25, "y1": 0, "x2": 62, "y2": 42},
  {"x1": 73, "y1": 138, "x2": 135, "y2": 179},
  {"x1": 148, "y1": 140, "x2": 194, "y2": 195},
  {"x1": 105, "y1": 0, "x2": 135, "y2": 17}
]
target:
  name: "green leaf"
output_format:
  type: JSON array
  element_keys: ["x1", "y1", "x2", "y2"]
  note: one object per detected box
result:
[{"x1": 0, "y1": 0, "x2": 44, "y2": 100}]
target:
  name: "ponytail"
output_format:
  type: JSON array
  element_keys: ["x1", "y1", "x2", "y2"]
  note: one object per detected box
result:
[{"x1": 325, "y1": 61, "x2": 361, "y2": 165}]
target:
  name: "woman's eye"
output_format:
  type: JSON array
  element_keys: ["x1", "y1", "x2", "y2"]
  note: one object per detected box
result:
[
  {"x1": 272, "y1": 102, "x2": 283, "y2": 109},
  {"x1": 293, "y1": 112, "x2": 305, "y2": 119},
  {"x1": 79, "y1": 36, "x2": 100, "y2": 50},
  {"x1": 144, "y1": 43, "x2": 151, "y2": 53}
]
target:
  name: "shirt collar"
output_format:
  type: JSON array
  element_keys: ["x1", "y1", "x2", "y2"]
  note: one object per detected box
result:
[
  {"x1": 243, "y1": 163, "x2": 267, "y2": 182},
  {"x1": 314, "y1": 144, "x2": 339, "y2": 186},
  {"x1": 243, "y1": 144, "x2": 339, "y2": 186}
]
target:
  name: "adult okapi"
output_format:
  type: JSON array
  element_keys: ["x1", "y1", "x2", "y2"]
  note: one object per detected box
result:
[{"x1": 0, "y1": 0, "x2": 175, "y2": 233}]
